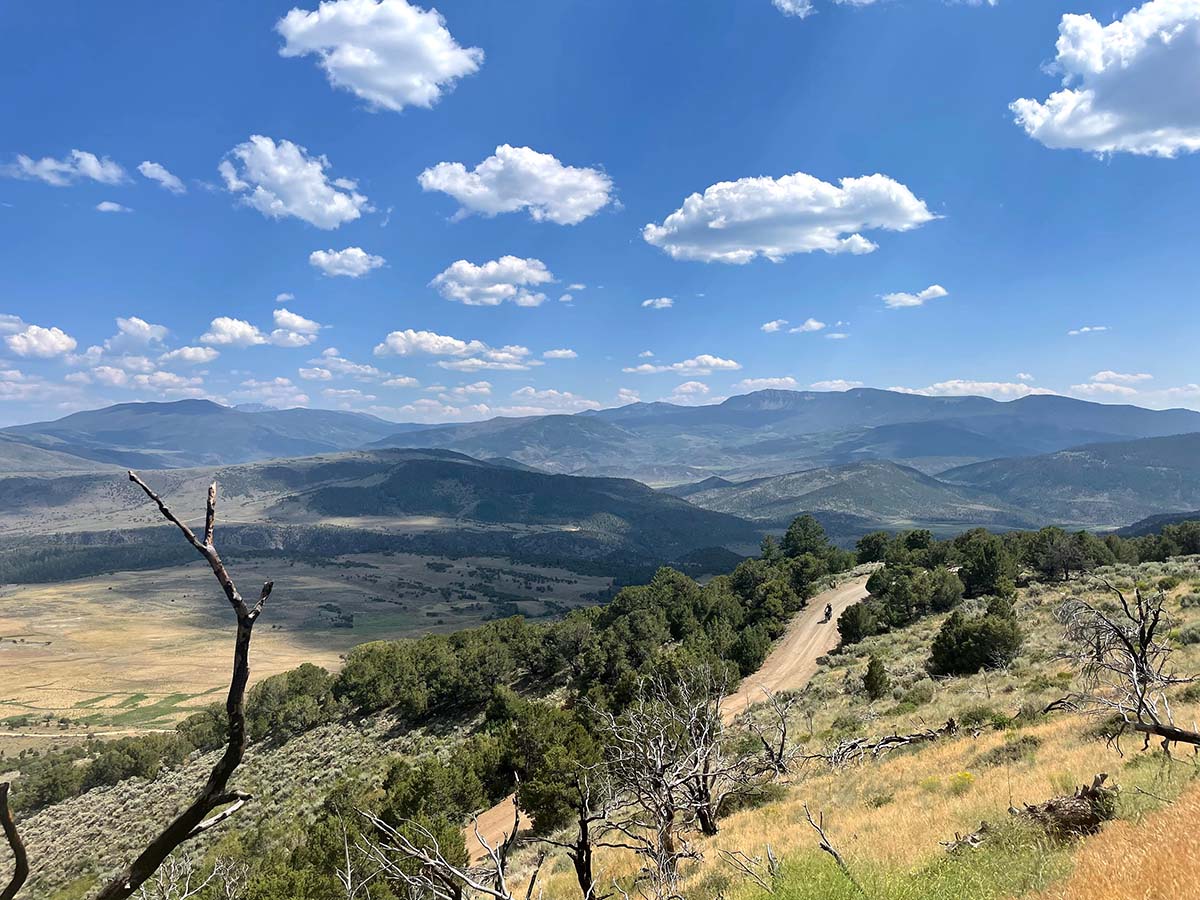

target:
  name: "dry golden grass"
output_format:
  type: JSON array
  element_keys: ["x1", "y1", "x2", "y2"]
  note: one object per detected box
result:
[
  {"x1": 531, "y1": 559, "x2": 1200, "y2": 900},
  {"x1": 1034, "y1": 780, "x2": 1200, "y2": 900}
]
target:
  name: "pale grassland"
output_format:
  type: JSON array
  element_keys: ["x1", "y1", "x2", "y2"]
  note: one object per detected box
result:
[
  {"x1": 0, "y1": 551, "x2": 608, "y2": 751},
  {"x1": 529, "y1": 559, "x2": 1200, "y2": 900}
]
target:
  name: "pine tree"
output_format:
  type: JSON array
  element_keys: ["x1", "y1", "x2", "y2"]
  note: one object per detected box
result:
[{"x1": 863, "y1": 653, "x2": 890, "y2": 700}]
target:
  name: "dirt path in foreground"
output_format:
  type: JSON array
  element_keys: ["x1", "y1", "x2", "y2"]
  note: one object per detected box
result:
[{"x1": 466, "y1": 574, "x2": 871, "y2": 861}]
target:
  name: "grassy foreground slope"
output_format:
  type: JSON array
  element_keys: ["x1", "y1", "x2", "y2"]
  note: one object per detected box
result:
[{"x1": 527, "y1": 556, "x2": 1200, "y2": 900}]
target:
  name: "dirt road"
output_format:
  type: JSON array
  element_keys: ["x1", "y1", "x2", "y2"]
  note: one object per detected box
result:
[
  {"x1": 722, "y1": 573, "x2": 870, "y2": 717},
  {"x1": 465, "y1": 574, "x2": 870, "y2": 860}
]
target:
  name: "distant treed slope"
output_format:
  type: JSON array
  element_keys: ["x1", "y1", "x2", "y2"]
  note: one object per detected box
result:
[
  {"x1": 0, "y1": 433, "x2": 124, "y2": 475},
  {"x1": 1, "y1": 400, "x2": 407, "y2": 468},
  {"x1": 941, "y1": 432, "x2": 1200, "y2": 527},
  {"x1": 682, "y1": 460, "x2": 1036, "y2": 530},
  {"x1": 0, "y1": 449, "x2": 762, "y2": 579}
]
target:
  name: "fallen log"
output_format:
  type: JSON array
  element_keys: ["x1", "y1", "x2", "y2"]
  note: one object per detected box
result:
[
  {"x1": 942, "y1": 773, "x2": 1117, "y2": 852},
  {"x1": 821, "y1": 718, "x2": 958, "y2": 768}
]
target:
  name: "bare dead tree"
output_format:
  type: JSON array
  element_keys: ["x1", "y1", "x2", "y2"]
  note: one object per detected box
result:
[
  {"x1": 589, "y1": 670, "x2": 787, "y2": 900},
  {"x1": 1, "y1": 783, "x2": 29, "y2": 900},
  {"x1": 737, "y1": 688, "x2": 805, "y2": 778},
  {"x1": 942, "y1": 773, "x2": 1118, "y2": 852},
  {"x1": 94, "y1": 474, "x2": 274, "y2": 900},
  {"x1": 526, "y1": 768, "x2": 614, "y2": 900},
  {"x1": 1058, "y1": 580, "x2": 1199, "y2": 751},
  {"x1": 361, "y1": 798, "x2": 546, "y2": 900},
  {"x1": 136, "y1": 856, "x2": 248, "y2": 900}
]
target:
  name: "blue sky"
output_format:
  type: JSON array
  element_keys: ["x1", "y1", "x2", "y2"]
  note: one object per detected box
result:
[{"x1": 2, "y1": 0, "x2": 1199, "y2": 425}]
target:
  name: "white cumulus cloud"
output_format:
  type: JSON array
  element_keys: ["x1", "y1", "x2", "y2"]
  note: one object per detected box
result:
[
  {"x1": 811, "y1": 379, "x2": 864, "y2": 391},
  {"x1": 219, "y1": 135, "x2": 370, "y2": 229},
  {"x1": 642, "y1": 297, "x2": 674, "y2": 309},
  {"x1": 1068, "y1": 325, "x2": 1109, "y2": 336},
  {"x1": 276, "y1": 0, "x2": 483, "y2": 112},
  {"x1": 200, "y1": 317, "x2": 267, "y2": 347},
  {"x1": 643, "y1": 171, "x2": 935, "y2": 263},
  {"x1": 160, "y1": 346, "x2": 219, "y2": 365},
  {"x1": 882, "y1": 283, "x2": 948, "y2": 309},
  {"x1": 431, "y1": 256, "x2": 554, "y2": 307},
  {"x1": 790, "y1": 318, "x2": 826, "y2": 333},
  {"x1": 1011, "y1": 0, "x2": 1200, "y2": 157},
  {"x1": 1091, "y1": 370, "x2": 1152, "y2": 384},
  {"x1": 5, "y1": 324, "x2": 77, "y2": 358},
  {"x1": 309, "y1": 246, "x2": 385, "y2": 277},
  {"x1": 96, "y1": 200, "x2": 132, "y2": 213},
  {"x1": 419, "y1": 144, "x2": 613, "y2": 225},
  {"x1": 543, "y1": 348, "x2": 577, "y2": 359},
  {"x1": 890, "y1": 379, "x2": 1055, "y2": 400}
]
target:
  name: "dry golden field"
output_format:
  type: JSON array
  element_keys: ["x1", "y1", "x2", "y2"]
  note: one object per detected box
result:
[{"x1": 0, "y1": 551, "x2": 609, "y2": 753}]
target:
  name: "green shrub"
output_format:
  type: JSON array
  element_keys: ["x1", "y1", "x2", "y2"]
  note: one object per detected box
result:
[
  {"x1": 972, "y1": 735, "x2": 1041, "y2": 768},
  {"x1": 927, "y1": 599, "x2": 1023, "y2": 677},
  {"x1": 1177, "y1": 624, "x2": 1200, "y2": 646}
]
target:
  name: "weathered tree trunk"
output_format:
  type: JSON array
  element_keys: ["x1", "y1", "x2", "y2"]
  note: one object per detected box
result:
[
  {"x1": 1, "y1": 783, "x2": 29, "y2": 900},
  {"x1": 93, "y1": 475, "x2": 273, "y2": 900}
]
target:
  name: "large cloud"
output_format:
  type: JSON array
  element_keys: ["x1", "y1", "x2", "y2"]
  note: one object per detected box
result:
[
  {"x1": 219, "y1": 135, "x2": 370, "y2": 229},
  {"x1": 419, "y1": 145, "x2": 613, "y2": 225},
  {"x1": 1011, "y1": 0, "x2": 1200, "y2": 157},
  {"x1": 374, "y1": 331, "x2": 542, "y2": 372},
  {"x1": 276, "y1": 0, "x2": 483, "y2": 112},
  {"x1": 5, "y1": 324, "x2": 77, "y2": 358},
  {"x1": 430, "y1": 256, "x2": 554, "y2": 307},
  {"x1": 643, "y1": 171, "x2": 935, "y2": 263}
]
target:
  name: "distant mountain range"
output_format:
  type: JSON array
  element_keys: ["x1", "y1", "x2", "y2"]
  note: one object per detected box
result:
[
  {"x1": 369, "y1": 389, "x2": 1200, "y2": 482},
  {"x1": 0, "y1": 399, "x2": 408, "y2": 470},
  {"x1": 1, "y1": 391, "x2": 1199, "y2": 543}
]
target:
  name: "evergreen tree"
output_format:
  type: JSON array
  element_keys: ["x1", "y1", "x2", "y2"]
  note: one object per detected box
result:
[{"x1": 863, "y1": 653, "x2": 890, "y2": 700}]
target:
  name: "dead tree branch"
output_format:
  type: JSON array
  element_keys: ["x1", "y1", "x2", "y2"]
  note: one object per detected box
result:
[
  {"x1": 804, "y1": 805, "x2": 867, "y2": 898},
  {"x1": 1, "y1": 783, "x2": 29, "y2": 900},
  {"x1": 1058, "y1": 581, "x2": 1200, "y2": 752},
  {"x1": 813, "y1": 719, "x2": 958, "y2": 769},
  {"x1": 716, "y1": 845, "x2": 781, "y2": 893},
  {"x1": 361, "y1": 800, "x2": 545, "y2": 900},
  {"x1": 94, "y1": 474, "x2": 273, "y2": 900}
]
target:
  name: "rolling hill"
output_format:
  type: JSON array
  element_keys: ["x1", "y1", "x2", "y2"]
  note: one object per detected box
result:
[
  {"x1": 678, "y1": 459, "x2": 1037, "y2": 533},
  {"x1": 0, "y1": 449, "x2": 763, "y2": 580},
  {"x1": 940, "y1": 432, "x2": 1200, "y2": 527}
]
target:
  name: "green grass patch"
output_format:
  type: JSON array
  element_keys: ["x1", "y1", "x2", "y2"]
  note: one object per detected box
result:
[{"x1": 738, "y1": 821, "x2": 1071, "y2": 900}]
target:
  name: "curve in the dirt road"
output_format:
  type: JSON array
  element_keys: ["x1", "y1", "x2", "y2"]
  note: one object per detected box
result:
[{"x1": 465, "y1": 572, "x2": 872, "y2": 861}]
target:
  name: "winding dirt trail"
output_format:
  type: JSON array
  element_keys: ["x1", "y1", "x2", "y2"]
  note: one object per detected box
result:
[
  {"x1": 722, "y1": 573, "x2": 870, "y2": 718},
  {"x1": 465, "y1": 573, "x2": 871, "y2": 861}
]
